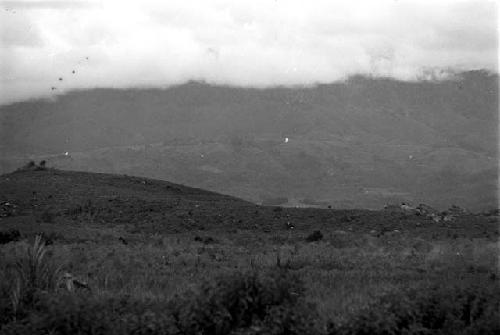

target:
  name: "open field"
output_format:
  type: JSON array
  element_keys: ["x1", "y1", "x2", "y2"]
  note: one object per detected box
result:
[{"x1": 1, "y1": 168, "x2": 499, "y2": 334}]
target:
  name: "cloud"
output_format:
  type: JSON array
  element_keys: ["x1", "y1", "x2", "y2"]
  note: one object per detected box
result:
[
  {"x1": 1, "y1": 0, "x2": 96, "y2": 9},
  {"x1": 0, "y1": 0, "x2": 497, "y2": 105}
]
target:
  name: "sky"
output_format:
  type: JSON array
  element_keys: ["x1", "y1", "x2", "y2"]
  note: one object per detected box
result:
[{"x1": 0, "y1": 0, "x2": 498, "y2": 105}]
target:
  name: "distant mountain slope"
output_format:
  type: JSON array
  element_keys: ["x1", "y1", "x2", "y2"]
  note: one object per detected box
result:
[{"x1": 0, "y1": 71, "x2": 497, "y2": 210}]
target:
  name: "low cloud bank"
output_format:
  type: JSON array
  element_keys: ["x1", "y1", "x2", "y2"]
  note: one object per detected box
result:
[{"x1": 0, "y1": 0, "x2": 497, "y2": 105}]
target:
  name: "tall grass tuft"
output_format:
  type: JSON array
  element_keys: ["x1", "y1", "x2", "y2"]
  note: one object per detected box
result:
[{"x1": 11, "y1": 235, "x2": 61, "y2": 313}]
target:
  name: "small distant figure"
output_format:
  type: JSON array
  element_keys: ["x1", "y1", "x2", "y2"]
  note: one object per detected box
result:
[
  {"x1": 284, "y1": 137, "x2": 289, "y2": 143},
  {"x1": 58, "y1": 77, "x2": 63, "y2": 81},
  {"x1": 39, "y1": 160, "x2": 46, "y2": 168},
  {"x1": 286, "y1": 221, "x2": 294, "y2": 230}
]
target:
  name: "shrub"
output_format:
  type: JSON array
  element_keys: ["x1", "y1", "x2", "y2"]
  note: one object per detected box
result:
[
  {"x1": 34, "y1": 161, "x2": 47, "y2": 171},
  {"x1": 1, "y1": 293, "x2": 139, "y2": 335},
  {"x1": 1, "y1": 270, "x2": 320, "y2": 335},
  {"x1": 16, "y1": 160, "x2": 48, "y2": 172},
  {"x1": 23, "y1": 161, "x2": 36, "y2": 170},
  {"x1": 7, "y1": 235, "x2": 61, "y2": 316},
  {"x1": 14, "y1": 161, "x2": 35, "y2": 172},
  {"x1": 172, "y1": 269, "x2": 320, "y2": 335},
  {"x1": 306, "y1": 230, "x2": 323, "y2": 242},
  {"x1": 0, "y1": 230, "x2": 21, "y2": 245},
  {"x1": 329, "y1": 282, "x2": 500, "y2": 335},
  {"x1": 194, "y1": 235, "x2": 218, "y2": 244},
  {"x1": 1, "y1": 293, "x2": 185, "y2": 335}
]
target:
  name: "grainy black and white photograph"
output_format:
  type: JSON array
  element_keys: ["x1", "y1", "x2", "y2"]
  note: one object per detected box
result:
[{"x1": 0, "y1": 0, "x2": 498, "y2": 334}]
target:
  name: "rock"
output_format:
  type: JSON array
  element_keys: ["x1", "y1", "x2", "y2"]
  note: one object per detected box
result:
[
  {"x1": 416, "y1": 203, "x2": 438, "y2": 216},
  {"x1": 0, "y1": 201, "x2": 17, "y2": 217},
  {"x1": 443, "y1": 214, "x2": 456, "y2": 222},
  {"x1": 61, "y1": 273, "x2": 90, "y2": 291},
  {"x1": 428, "y1": 213, "x2": 442, "y2": 223},
  {"x1": 400, "y1": 202, "x2": 418, "y2": 214}
]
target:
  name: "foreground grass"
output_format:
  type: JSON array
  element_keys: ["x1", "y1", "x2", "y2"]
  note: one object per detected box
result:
[{"x1": 0, "y1": 222, "x2": 499, "y2": 334}]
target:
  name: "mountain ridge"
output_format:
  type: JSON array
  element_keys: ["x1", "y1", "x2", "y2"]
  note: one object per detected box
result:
[{"x1": 1, "y1": 70, "x2": 497, "y2": 210}]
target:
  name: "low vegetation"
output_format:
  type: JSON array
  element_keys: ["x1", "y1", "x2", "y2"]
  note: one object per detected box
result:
[
  {"x1": 0, "y1": 226, "x2": 498, "y2": 334},
  {"x1": 329, "y1": 283, "x2": 500, "y2": 335},
  {"x1": 0, "y1": 168, "x2": 498, "y2": 334}
]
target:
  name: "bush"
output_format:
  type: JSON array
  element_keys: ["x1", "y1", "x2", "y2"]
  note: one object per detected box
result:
[
  {"x1": 16, "y1": 160, "x2": 48, "y2": 172},
  {"x1": 194, "y1": 235, "x2": 218, "y2": 244},
  {"x1": 171, "y1": 269, "x2": 320, "y2": 335},
  {"x1": 306, "y1": 230, "x2": 323, "y2": 242},
  {"x1": 0, "y1": 230, "x2": 21, "y2": 245},
  {"x1": 2, "y1": 293, "x2": 133, "y2": 335},
  {"x1": 1, "y1": 270, "x2": 321, "y2": 335},
  {"x1": 329, "y1": 282, "x2": 500, "y2": 335},
  {"x1": 1, "y1": 293, "x2": 182, "y2": 335},
  {"x1": 4, "y1": 235, "x2": 62, "y2": 320},
  {"x1": 23, "y1": 161, "x2": 36, "y2": 170},
  {"x1": 36, "y1": 160, "x2": 46, "y2": 170}
]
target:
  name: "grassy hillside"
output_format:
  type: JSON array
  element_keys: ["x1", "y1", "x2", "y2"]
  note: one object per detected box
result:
[{"x1": 0, "y1": 169, "x2": 498, "y2": 334}]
